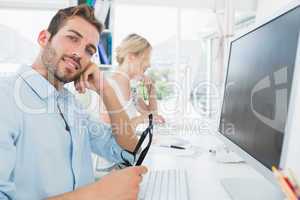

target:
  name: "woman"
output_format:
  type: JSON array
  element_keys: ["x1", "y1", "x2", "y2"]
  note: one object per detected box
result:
[{"x1": 101, "y1": 33, "x2": 165, "y2": 129}]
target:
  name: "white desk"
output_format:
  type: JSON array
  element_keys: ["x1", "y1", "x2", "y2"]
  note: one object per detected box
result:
[{"x1": 142, "y1": 131, "x2": 280, "y2": 200}]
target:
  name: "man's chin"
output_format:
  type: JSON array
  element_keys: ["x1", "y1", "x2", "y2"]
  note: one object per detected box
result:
[
  {"x1": 56, "y1": 62, "x2": 82, "y2": 82},
  {"x1": 54, "y1": 74, "x2": 79, "y2": 84}
]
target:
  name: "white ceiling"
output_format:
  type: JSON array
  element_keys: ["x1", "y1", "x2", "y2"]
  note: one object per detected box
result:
[
  {"x1": 0, "y1": 0, "x2": 77, "y2": 9},
  {"x1": 115, "y1": 0, "x2": 258, "y2": 12}
]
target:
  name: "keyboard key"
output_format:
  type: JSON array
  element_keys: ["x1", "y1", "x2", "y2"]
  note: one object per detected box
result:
[{"x1": 139, "y1": 169, "x2": 189, "y2": 200}]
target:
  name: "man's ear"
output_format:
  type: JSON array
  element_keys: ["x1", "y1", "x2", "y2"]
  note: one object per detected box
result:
[{"x1": 37, "y1": 30, "x2": 51, "y2": 48}]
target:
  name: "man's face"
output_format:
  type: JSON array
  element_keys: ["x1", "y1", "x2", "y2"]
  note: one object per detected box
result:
[{"x1": 41, "y1": 16, "x2": 99, "y2": 83}]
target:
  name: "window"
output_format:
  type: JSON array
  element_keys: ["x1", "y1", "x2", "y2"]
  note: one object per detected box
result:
[
  {"x1": 114, "y1": 4, "x2": 179, "y2": 117},
  {"x1": 179, "y1": 9, "x2": 218, "y2": 118},
  {"x1": 0, "y1": 8, "x2": 57, "y2": 73},
  {"x1": 113, "y1": 3, "x2": 257, "y2": 121}
]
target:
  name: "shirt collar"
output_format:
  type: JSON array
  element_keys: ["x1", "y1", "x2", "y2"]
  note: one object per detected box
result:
[{"x1": 17, "y1": 65, "x2": 71, "y2": 100}]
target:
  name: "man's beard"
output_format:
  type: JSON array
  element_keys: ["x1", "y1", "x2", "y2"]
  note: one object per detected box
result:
[{"x1": 41, "y1": 44, "x2": 82, "y2": 84}]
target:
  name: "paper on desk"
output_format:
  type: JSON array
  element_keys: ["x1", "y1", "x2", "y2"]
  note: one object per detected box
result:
[
  {"x1": 152, "y1": 135, "x2": 190, "y2": 146},
  {"x1": 150, "y1": 145, "x2": 204, "y2": 158},
  {"x1": 150, "y1": 136, "x2": 203, "y2": 158}
]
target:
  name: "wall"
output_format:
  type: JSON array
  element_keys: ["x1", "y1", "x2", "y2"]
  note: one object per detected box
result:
[
  {"x1": 256, "y1": 0, "x2": 295, "y2": 21},
  {"x1": 0, "y1": 0, "x2": 76, "y2": 9}
]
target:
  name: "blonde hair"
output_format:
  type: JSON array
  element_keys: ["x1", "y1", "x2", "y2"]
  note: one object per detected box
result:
[{"x1": 116, "y1": 33, "x2": 152, "y2": 65}]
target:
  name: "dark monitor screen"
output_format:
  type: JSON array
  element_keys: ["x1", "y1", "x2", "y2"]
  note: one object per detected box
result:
[{"x1": 219, "y1": 6, "x2": 300, "y2": 169}]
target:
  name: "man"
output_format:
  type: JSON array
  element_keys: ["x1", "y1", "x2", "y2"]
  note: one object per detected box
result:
[{"x1": 0, "y1": 4, "x2": 147, "y2": 200}]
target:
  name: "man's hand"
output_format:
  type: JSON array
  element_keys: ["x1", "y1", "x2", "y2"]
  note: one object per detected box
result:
[
  {"x1": 74, "y1": 62, "x2": 105, "y2": 94},
  {"x1": 132, "y1": 114, "x2": 165, "y2": 129},
  {"x1": 74, "y1": 62, "x2": 138, "y2": 151},
  {"x1": 143, "y1": 113, "x2": 165, "y2": 124},
  {"x1": 153, "y1": 114, "x2": 165, "y2": 124},
  {"x1": 95, "y1": 166, "x2": 148, "y2": 200},
  {"x1": 48, "y1": 166, "x2": 148, "y2": 200}
]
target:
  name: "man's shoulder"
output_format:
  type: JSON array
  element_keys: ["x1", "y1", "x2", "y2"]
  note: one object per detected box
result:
[
  {"x1": 0, "y1": 72, "x2": 20, "y2": 94},
  {"x1": 0, "y1": 66, "x2": 33, "y2": 111},
  {"x1": 0, "y1": 65, "x2": 30, "y2": 88},
  {"x1": 0, "y1": 72, "x2": 23, "y2": 118}
]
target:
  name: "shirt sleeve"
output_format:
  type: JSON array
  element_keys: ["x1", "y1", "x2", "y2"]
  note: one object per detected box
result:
[
  {"x1": 0, "y1": 82, "x2": 20, "y2": 200},
  {"x1": 87, "y1": 115, "x2": 134, "y2": 165}
]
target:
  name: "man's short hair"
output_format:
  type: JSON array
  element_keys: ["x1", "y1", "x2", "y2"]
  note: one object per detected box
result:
[{"x1": 47, "y1": 4, "x2": 103, "y2": 40}]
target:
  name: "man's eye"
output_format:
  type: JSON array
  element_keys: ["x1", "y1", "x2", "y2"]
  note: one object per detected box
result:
[
  {"x1": 67, "y1": 35, "x2": 79, "y2": 42},
  {"x1": 86, "y1": 48, "x2": 94, "y2": 56}
]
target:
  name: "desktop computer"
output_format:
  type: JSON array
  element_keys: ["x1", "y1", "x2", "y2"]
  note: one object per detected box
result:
[
  {"x1": 139, "y1": 1, "x2": 300, "y2": 199},
  {"x1": 217, "y1": 0, "x2": 300, "y2": 199}
]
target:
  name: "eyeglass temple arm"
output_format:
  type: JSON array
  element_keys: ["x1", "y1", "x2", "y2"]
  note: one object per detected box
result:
[
  {"x1": 135, "y1": 130, "x2": 153, "y2": 166},
  {"x1": 149, "y1": 113, "x2": 153, "y2": 127},
  {"x1": 133, "y1": 128, "x2": 148, "y2": 155},
  {"x1": 133, "y1": 114, "x2": 153, "y2": 155}
]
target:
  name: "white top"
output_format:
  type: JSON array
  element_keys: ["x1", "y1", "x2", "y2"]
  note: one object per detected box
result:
[{"x1": 108, "y1": 78, "x2": 138, "y2": 119}]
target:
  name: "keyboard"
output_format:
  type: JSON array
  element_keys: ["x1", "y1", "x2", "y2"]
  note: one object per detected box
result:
[{"x1": 139, "y1": 169, "x2": 190, "y2": 200}]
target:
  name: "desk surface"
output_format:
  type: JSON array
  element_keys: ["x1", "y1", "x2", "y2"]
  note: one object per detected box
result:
[{"x1": 142, "y1": 131, "x2": 277, "y2": 200}]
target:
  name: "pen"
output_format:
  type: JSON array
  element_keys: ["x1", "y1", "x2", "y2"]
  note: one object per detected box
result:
[
  {"x1": 142, "y1": 81, "x2": 146, "y2": 100},
  {"x1": 288, "y1": 169, "x2": 300, "y2": 187},
  {"x1": 287, "y1": 169, "x2": 300, "y2": 197},
  {"x1": 160, "y1": 145, "x2": 186, "y2": 150},
  {"x1": 285, "y1": 177, "x2": 297, "y2": 193},
  {"x1": 272, "y1": 166, "x2": 298, "y2": 200}
]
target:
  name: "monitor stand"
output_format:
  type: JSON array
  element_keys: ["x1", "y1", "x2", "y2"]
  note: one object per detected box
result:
[{"x1": 220, "y1": 178, "x2": 284, "y2": 200}]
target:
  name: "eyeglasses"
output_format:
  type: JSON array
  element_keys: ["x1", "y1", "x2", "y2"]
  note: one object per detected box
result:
[{"x1": 118, "y1": 114, "x2": 153, "y2": 168}]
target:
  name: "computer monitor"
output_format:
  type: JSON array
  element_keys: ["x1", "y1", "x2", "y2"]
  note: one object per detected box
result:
[{"x1": 217, "y1": 1, "x2": 300, "y2": 199}]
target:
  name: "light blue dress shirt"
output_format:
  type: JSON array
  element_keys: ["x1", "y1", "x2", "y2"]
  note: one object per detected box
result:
[{"x1": 0, "y1": 65, "x2": 133, "y2": 200}]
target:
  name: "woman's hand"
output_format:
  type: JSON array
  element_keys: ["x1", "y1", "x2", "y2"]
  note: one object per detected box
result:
[{"x1": 141, "y1": 75, "x2": 155, "y2": 94}]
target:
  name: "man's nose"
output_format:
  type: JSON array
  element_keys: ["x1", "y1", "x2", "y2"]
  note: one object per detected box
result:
[
  {"x1": 72, "y1": 52, "x2": 80, "y2": 58},
  {"x1": 71, "y1": 52, "x2": 81, "y2": 63},
  {"x1": 73, "y1": 42, "x2": 86, "y2": 59}
]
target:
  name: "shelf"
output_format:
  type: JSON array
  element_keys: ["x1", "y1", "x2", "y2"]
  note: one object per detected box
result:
[{"x1": 98, "y1": 64, "x2": 114, "y2": 71}]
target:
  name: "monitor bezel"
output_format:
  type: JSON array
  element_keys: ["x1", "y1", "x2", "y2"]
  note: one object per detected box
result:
[{"x1": 216, "y1": 0, "x2": 300, "y2": 186}]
